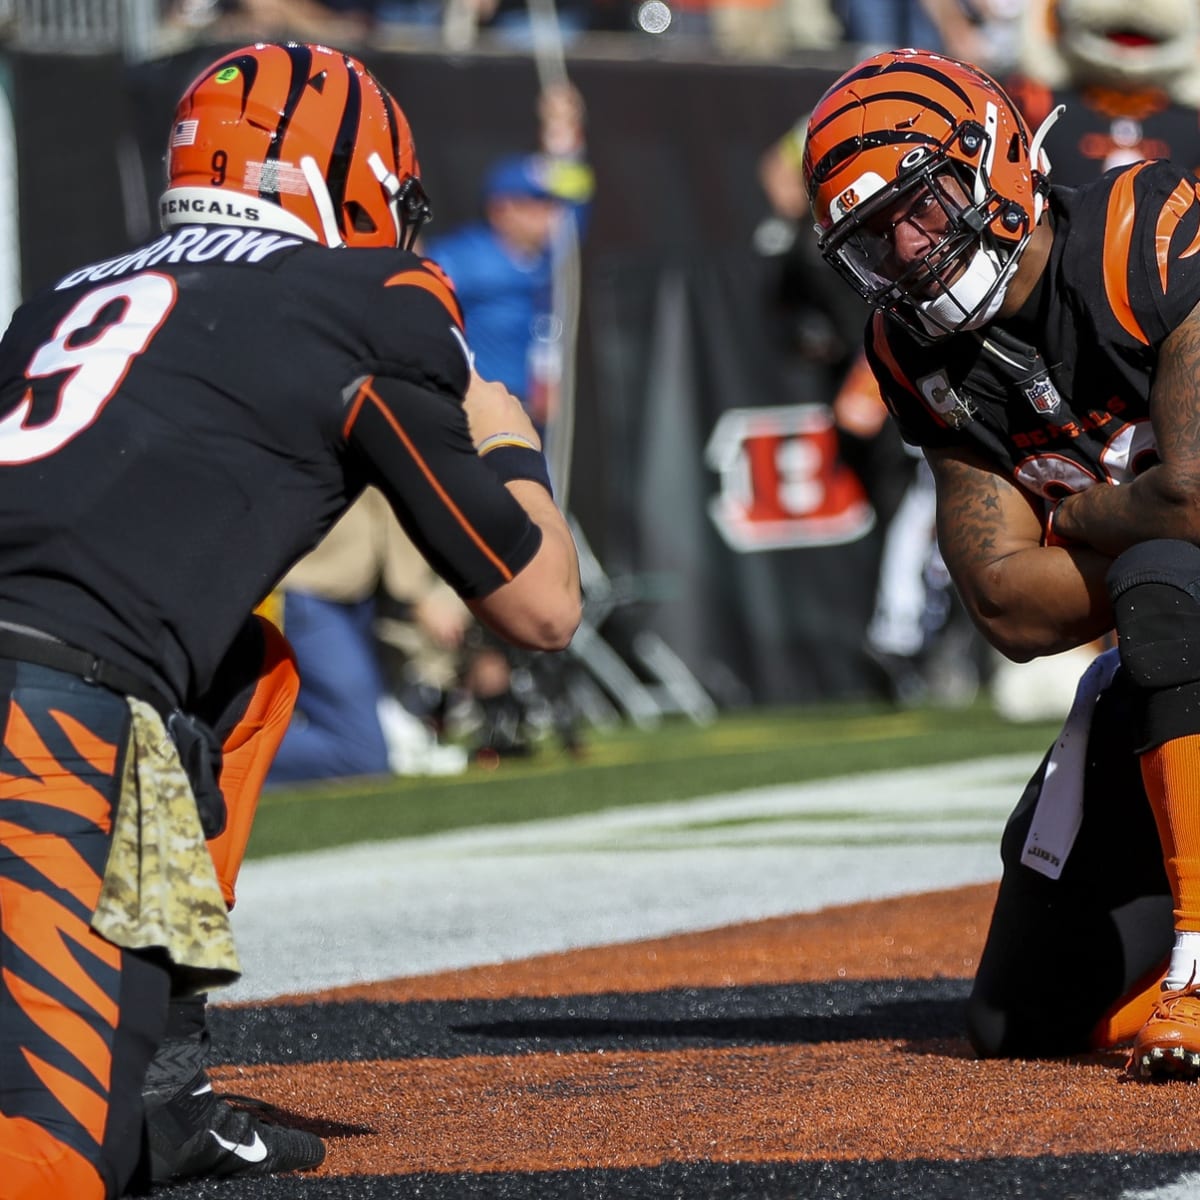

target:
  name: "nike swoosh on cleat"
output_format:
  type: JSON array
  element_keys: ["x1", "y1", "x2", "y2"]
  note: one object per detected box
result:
[{"x1": 209, "y1": 1129, "x2": 269, "y2": 1164}]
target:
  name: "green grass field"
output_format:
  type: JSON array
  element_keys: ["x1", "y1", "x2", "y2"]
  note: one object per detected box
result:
[{"x1": 247, "y1": 702, "x2": 1061, "y2": 860}]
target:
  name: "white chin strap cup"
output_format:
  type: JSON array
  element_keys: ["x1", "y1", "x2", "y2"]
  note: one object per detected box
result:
[{"x1": 918, "y1": 245, "x2": 1009, "y2": 336}]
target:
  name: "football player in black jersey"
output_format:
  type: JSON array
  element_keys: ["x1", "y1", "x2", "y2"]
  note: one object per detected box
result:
[
  {"x1": 0, "y1": 41, "x2": 580, "y2": 1200},
  {"x1": 803, "y1": 48, "x2": 1200, "y2": 1081}
]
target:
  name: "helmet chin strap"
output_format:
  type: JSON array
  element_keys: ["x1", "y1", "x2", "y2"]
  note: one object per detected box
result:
[
  {"x1": 1028, "y1": 104, "x2": 1065, "y2": 224},
  {"x1": 299, "y1": 156, "x2": 345, "y2": 248},
  {"x1": 916, "y1": 245, "x2": 1011, "y2": 336},
  {"x1": 367, "y1": 152, "x2": 405, "y2": 248}
]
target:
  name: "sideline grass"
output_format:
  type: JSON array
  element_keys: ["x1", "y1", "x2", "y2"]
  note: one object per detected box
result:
[{"x1": 247, "y1": 702, "x2": 1060, "y2": 860}]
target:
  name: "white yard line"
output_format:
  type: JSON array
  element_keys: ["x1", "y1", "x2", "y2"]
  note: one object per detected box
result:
[
  {"x1": 1123, "y1": 1178, "x2": 1200, "y2": 1200},
  {"x1": 221, "y1": 753, "x2": 1036, "y2": 1003}
]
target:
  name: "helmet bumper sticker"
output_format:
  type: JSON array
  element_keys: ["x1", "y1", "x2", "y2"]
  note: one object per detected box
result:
[
  {"x1": 171, "y1": 121, "x2": 199, "y2": 148},
  {"x1": 829, "y1": 171, "x2": 888, "y2": 224},
  {"x1": 245, "y1": 160, "x2": 309, "y2": 197}
]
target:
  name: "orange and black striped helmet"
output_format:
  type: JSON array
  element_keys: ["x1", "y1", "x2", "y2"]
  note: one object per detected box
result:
[
  {"x1": 803, "y1": 49, "x2": 1058, "y2": 337},
  {"x1": 161, "y1": 42, "x2": 431, "y2": 250}
]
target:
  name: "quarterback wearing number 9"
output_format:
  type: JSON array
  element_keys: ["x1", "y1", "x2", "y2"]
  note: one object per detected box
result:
[{"x1": 0, "y1": 41, "x2": 580, "y2": 1200}]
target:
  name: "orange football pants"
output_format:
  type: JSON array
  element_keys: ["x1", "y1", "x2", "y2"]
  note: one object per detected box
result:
[{"x1": 0, "y1": 617, "x2": 298, "y2": 1200}]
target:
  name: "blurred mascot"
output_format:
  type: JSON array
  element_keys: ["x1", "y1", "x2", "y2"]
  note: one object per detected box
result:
[{"x1": 1010, "y1": 0, "x2": 1200, "y2": 177}]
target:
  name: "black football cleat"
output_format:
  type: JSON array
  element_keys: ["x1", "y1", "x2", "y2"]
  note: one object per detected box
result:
[{"x1": 145, "y1": 1070, "x2": 326, "y2": 1182}]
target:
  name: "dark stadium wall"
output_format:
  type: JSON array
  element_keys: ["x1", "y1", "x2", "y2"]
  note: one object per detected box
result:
[{"x1": 7, "y1": 46, "x2": 885, "y2": 707}]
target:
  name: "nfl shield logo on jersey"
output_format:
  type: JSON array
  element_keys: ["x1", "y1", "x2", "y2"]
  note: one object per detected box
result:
[{"x1": 1023, "y1": 374, "x2": 1062, "y2": 415}]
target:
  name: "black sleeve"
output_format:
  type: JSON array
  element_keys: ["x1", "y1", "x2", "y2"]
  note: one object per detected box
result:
[{"x1": 341, "y1": 372, "x2": 542, "y2": 599}]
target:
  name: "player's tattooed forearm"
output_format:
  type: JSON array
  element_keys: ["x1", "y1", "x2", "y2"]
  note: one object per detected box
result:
[
  {"x1": 1156, "y1": 312, "x2": 1200, "y2": 483},
  {"x1": 938, "y1": 460, "x2": 1008, "y2": 564}
]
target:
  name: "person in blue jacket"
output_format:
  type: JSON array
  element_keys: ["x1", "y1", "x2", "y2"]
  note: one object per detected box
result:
[
  {"x1": 421, "y1": 82, "x2": 592, "y2": 756},
  {"x1": 422, "y1": 82, "x2": 592, "y2": 439}
]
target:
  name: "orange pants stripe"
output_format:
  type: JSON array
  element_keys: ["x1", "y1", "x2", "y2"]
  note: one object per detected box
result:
[{"x1": 1, "y1": 617, "x2": 298, "y2": 1198}]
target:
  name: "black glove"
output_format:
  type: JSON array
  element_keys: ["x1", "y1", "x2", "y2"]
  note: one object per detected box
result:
[{"x1": 166, "y1": 709, "x2": 227, "y2": 839}]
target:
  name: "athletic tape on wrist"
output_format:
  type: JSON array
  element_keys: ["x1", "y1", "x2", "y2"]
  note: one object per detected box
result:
[{"x1": 480, "y1": 443, "x2": 554, "y2": 496}]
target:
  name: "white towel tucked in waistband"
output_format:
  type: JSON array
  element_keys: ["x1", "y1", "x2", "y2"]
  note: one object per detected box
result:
[{"x1": 1020, "y1": 647, "x2": 1120, "y2": 880}]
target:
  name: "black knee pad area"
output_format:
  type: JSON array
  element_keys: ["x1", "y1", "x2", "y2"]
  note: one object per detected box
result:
[
  {"x1": 1108, "y1": 539, "x2": 1200, "y2": 690},
  {"x1": 1107, "y1": 539, "x2": 1200, "y2": 745}
]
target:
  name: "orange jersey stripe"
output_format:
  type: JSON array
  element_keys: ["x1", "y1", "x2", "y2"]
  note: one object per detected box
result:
[
  {"x1": 1177, "y1": 182, "x2": 1200, "y2": 263},
  {"x1": 341, "y1": 382, "x2": 368, "y2": 438},
  {"x1": 345, "y1": 378, "x2": 514, "y2": 582},
  {"x1": 1103, "y1": 163, "x2": 1151, "y2": 346},
  {"x1": 868, "y1": 313, "x2": 920, "y2": 398},
  {"x1": 0, "y1": 1115, "x2": 105, "y2": 1197},
  {"x1": 384, "y1": 267, "x2": 463, "y2": 328},
  {"x1": 1154, "y1": 177, "x2": 1198, "y2": 292}
]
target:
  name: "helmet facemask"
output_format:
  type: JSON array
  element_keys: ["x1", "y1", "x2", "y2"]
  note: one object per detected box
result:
[{"x1": 818, "y1": 120, "x2": 1030, "y2": 340}]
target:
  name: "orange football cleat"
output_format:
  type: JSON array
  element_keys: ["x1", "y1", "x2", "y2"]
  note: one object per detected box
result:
[{"x1": 1129, "y1": 975, "x2": 1200, "y2": 1080}]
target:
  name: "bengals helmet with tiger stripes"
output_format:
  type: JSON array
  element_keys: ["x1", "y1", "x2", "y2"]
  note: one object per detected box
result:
[
  {"x1": 161, "y1": 42, "x2": 431, "y2": 251},
  {"x1": 803, "y1": 49, "x2": 1062, "y2": 338}
]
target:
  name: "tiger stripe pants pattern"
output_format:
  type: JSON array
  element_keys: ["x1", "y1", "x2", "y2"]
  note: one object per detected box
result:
[{"x1": 0, "y1": 616, "x2": 297, "y2": 1199}]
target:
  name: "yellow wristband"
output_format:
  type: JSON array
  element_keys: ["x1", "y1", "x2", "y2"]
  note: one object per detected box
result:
[{"x1": 477, "y1": 432, "x2": 539, "y2": 455}]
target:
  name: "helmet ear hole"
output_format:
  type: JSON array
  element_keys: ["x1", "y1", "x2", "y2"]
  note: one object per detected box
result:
[
  {"x1": 345, "y1": 201, "x2": 377, "y2": 235},
  {"x1": 1007, "y1": 133, "x2": 1022, "y2": 163}
]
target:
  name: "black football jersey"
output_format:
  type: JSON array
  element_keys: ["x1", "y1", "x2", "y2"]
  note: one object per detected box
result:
[
  {"x1": 865, "y1": 160, "x2": 1200, "y2": 505},
  {"x1": 0, "y1": 224, "x2": 542, "y2": 705}
]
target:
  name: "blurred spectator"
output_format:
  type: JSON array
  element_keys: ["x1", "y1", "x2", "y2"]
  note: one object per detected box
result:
[
  {"x1": 266, "y1": 489, "x2": 469, "y2": 785},
  {"x1": 779, "y1": 0, "x2": 843, "y2": 49},
  {"x1": 833, "y1": 0, "x2": 1002, "y2": 63},
  {"x1": 167, "y1": 0, "x2": 378, "y2": 42},
  {"x1": 970, "y1": 0, "x2": 1028, "y2": 74},
  {"x1": 755, "y1": 117, "x2": 866, "y2": 401},
  {"x1": 834, "y1": 355, "x2": 983, "y2": 706},
  {"x1": 706, "y1": 0, "x2": 840, "y2": 56},
  {"x1": 422, "y1": 82, "x2": 592, "y2": 440},
  {"x1": 479, "y1": 0, "x2": 595, "y2": 46}
]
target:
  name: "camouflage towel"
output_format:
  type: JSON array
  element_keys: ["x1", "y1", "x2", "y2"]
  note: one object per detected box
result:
[{"x1": 92, "y1": 698, "x2": 241, "y2": 994}]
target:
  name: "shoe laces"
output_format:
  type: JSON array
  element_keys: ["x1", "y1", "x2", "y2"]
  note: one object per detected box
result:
[{"x1": 1148, "y1": 965, "x2": 1200, "y2": 1022}]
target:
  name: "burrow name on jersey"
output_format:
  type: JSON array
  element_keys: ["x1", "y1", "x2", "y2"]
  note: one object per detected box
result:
[{"x1": 57, "y1": 225, "x2": 303, "y2": 290}]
